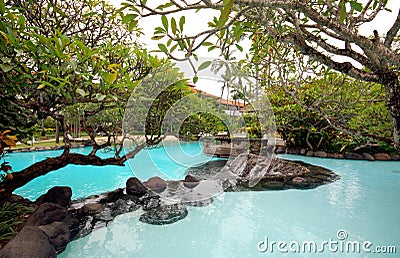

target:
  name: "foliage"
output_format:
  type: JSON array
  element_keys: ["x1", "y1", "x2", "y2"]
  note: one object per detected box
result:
[
  {"x1": 269, "y1": 73, "x2": 394, "y2": 153},
  {"x1": 0, "y1": 0, "x2": 162, "y2": 197},
  {"x1": 0, "y1": 202, "x2": 33, "y2": 242},
  {"x1": 125, "y1": 0, "x2": 400, "y2": 151},
  {"x1": 179, "y1": 113, "x2": 228, "y2": 140},
  {"x1": 0, "y1": 130, "x2": 17, "y2": 183}
]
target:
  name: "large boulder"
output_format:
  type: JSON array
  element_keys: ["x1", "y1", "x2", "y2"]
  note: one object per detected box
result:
[
  {"x1": 139, "y1": 204, "x2": 188, "y2": 225},
  {"x1": 26, "y1": 202, "x2": 79, "y2": 234},
  {"x1": 0, "y1": 226, "x2": 56, "y2": 258},
  {"x1": 35, "y1": 186, "x2": 72, "y2": 207},
  {"x1": 38, "y1": 222, "x2": 70, "y2": 253},
  {"x1": 126, "y1": 177, "x2": 148, "y2": 197},
  {"x1": 144, "y1": 177, "x2": 167, "y2": 193}
]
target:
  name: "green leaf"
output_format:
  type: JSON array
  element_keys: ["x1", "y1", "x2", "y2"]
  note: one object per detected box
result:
[
  {"x1": 104, "y1": 71, "x2": 118, "y2": 84},
  {"x1": 0, "y1": 64, "x2": 13, "y2": 72},
  {"x1": 339, "y1": 3, "x2": 347, "y2": 23},
  {"x1": 198, "y1": 61, "x2": 212, "y2": 71},
  {"x1": 76, "y1": 88, "x2": 86, "y2": 97},
  {"x1": 208, "y1": 46, "x2": 217, "y2": 52},
  {"x1": 235, "y1": 44, "x2": 243, "y2": 52},
  {"x1": 179, "y1": 16, "x2": 185, "y2": 32},
  {"x1": 218, "y1": 0, "x2": 234, "y2": 28},
  {"x1": 170, "y1": 44, "x2": 178, "y2": 53},
  {"x1": 167, "y1": 38, "x2": 172, "y2": 47},
  {"x1": 202, "y1": 42, "x2": 213, "y2": 46},
  {"x1": 0, "y1": 0, "x2": 5, "y2": 15},
  {"x1": 161, "y1": 15, "x2": 168, "y2": 31},
  {"x1": 151, "y1": 35, "x2": 164, "y2": 40},
  {"x1": 128, "y1": 20, "x2": 138, "y2": 31},
  {"x1": 158, "y1": 43, "x2": 168, "y2": 54},
  {"x1": 122, "y1": 14, "x2": 137, "y2": 24},
  {"x1": 350, "y1": 1, "x2": 363, "y2": 12},
  {"x1": 156, "y1": 2, "x2": 174, "y2": 10},
  {"x1": 193, "y1": 75, "x2": 199, "y2": 84},
  {"x1": 171, "y1": 17, "x2": 177, "y2": 34}
]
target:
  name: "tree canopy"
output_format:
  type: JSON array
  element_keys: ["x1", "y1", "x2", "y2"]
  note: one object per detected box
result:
[
  {"x1": 125, "y1": 0, "x2": 400, "y2": 151},
  {"x1": 0, "y1": 0, "x2": 171, "y2": 197}
]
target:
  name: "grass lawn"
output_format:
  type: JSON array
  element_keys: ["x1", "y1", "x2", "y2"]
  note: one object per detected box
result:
[{"x1": 15, "y1": 140, "x2": 65, "y2": 149}]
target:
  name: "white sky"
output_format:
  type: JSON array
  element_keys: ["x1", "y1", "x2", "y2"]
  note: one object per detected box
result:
[{"x1": 109, "y1": 0, "x2": 400, "y2": 98}]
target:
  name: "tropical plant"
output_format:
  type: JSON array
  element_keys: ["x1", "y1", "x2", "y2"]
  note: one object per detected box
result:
[{"x1": 0, "y1": 202, "x2": 33, "y2": 242}]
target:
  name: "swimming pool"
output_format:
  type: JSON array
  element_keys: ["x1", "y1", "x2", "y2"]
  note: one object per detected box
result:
[
  {"x1": 9, "y1": 142, "x2": 214, "y2": 200},
  {"x1": 7, "y1": 147, "x2": 400, "y2": 257},
  {"x1": 59, "y1": 155, "x2": 399, "y2": 257}
]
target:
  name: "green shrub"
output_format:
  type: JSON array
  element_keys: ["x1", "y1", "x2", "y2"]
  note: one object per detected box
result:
[{"x1": 0, "y1": 202, "x2": 34, "y2": 241}]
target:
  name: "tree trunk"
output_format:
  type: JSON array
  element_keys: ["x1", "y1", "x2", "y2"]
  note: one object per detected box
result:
[
  {"x1": 0, "y1": 153, "x2": 126, "y2": 199},
  {"x1": 41, "y1": 118, "x2": 46, "y2": 137},
  {"x1": 381, "y1": 70, "x2": 400, "y2": 151},
  {"x1": 55, "y1": 120, "x2": 60, "y2": 144}
]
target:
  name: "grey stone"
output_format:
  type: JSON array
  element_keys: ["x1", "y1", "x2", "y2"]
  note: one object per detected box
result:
[
  {"x1": 142, "y1": 197, "x2": 161, "y2": 211},
  {"x1": 0, "y1": 226, "x2": 56, "y2": 258},
  {"x1": 306, "y1": 151, "x2": 314, "y2": 157},
  {"x1": 139, "y1": 204, "x2": 188, "y2": 225},
  {"x1": 327, "y1": 153, "x2": 345, "y2": 159},
  {"x1": 26, "y1": 203, "x2": 78, "y2": 230},
  {"x1": 35, "y1": 186, "x2": 72, "y2": 207},
  {"x1": 184, "y1": 175, "x2": 199, "y2": 182},
  {"x1": 38, "y1": 222, "x2": 70, "y2": 253},
  {"x1": 344, "y1": 152, "x2": 364, "y2": 160},
  {"x1": 314, "y1": 151, "x2": 328, "y2": 158},
  {"x1": 362, "y1": 153, "x2": 375, "y2": 161},
  {"x1": 145, "y1": 176, "x2": 167, "y2": 193},
  {"x1": 126, "y1": 177, "x2": 148, "y2": 197},
  {"x1": 391, "y1": 154, "x2": 400, "y2": 161},
  {"x1": 287, "y1": 148, "x2": 300, "y2": 155},
  {"x1": 82, "y1": 203, "x2": 104, "y2": 214}
]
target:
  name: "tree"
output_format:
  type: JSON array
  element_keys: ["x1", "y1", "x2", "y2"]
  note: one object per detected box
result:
[
  {"x1": 124, "y1": 0, "x2": 400, "y2": 151},
  {"x1": 269, "y1": 72, "x2": 393, "y2": 152},
  {"x1": 0, "y1": 0, "x2": 161, "y2": 198}
]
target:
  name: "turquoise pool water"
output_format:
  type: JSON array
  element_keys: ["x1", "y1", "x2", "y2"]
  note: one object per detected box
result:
[
  {"x1": 59, "y1": 155, "x2": 400, "y2": 257},
  {"x1": 9, "y1": 142, "x2": 213, "y2": 200},
  {"x1": 7, "y1": 147, "x2": 400, "y2": 257}
]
